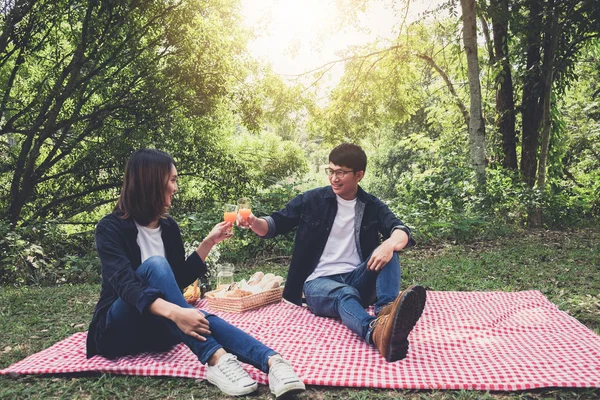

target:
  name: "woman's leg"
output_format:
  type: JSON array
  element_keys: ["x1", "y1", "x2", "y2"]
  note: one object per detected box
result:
[
  {"x1": 105, "y1": 256, "x2": 303, "y2": 396},
  {"x1": 204, "y1": 314, "x2": 276, "y2": 373},
  {"x1": 136, "y1": 256, "x2": 275, "y2": 371}
]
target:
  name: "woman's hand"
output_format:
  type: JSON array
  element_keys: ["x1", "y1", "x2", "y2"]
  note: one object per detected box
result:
[
  {"x1": 206, "y1": 221, "x2": 234, "y2": 245},
  {"x1": 171, "y1": 307, "x2": 211, "y2": 341},
  {"x1": 196, "y1": 221, "x2": 233, "y2": 260}
]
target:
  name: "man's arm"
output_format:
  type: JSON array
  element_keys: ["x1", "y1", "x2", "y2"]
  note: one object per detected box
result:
[
  {"x1": 237, "y1": 191, "x2": 308, "y2": 237},
  {"x1": 366, "y1": 229, "x2": 409, "y2": 271},
  {"x1": 237, "y1": 213, "x2": 269, "y2": 236}
]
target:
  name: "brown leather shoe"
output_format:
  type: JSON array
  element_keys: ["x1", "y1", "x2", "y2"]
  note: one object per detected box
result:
[
  {"x1": 371, "y1": 285, "x2": 426, "y2": 362},
  {"x1": 377, "y1": 285, "x2": 426, "y2": 317}
]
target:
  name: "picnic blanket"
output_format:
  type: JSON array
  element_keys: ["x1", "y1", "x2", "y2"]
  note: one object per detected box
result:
[{"x1": 2, "y1": 290, "x2": 600, "y2": 390}]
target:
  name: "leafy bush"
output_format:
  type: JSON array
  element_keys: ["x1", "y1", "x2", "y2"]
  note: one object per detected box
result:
[
  {"x1": 174, "y1": 182, "x2": 300, "y2": 270},
  {"x1": 0, "y1": 221, "x2": 99, "y2": 285}
]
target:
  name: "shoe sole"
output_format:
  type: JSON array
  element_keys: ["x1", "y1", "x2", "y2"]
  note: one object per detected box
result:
[
  {"x1": 385, "y1": 285, "x2": 427, "y2": 362},
  {"x1": 207, "y1": 375, "x2": 258, "y2": 396},
  {"x1": 269, "y1": 381, "x2": 306, "y2": 398},
  {"x1": 271, "y1": 387, "x2": 306, "y2": 399}
]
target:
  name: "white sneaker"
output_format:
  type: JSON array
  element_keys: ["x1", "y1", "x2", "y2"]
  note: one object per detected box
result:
[
  {"x1": 268, "y1": 355, "x2": 306, "y2": 398},
  {"x1": 206, "y1": 353, "x2": 258, "y2": 396}
]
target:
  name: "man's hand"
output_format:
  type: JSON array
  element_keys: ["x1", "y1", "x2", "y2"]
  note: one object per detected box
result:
[
  {"x1": 367, "y1": 241, "x2": 396, "y2": 271},
  {"x1": 367, "y1": 229, "x2": 409, "y2": 271},
  {"x1": 171, "y1": 307, "x2": 211, "y2": 341},
  {"x1": 236, "y1": 212, "x2": 256, "y2": 229},
  {"x1": 237, "y1": 213, "x2": 269, "y2": 237}
]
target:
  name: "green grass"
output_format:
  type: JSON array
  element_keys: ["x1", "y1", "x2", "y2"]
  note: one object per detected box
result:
[{"x1": 1, "y1": 228, "x2": 599, "y2": 399}]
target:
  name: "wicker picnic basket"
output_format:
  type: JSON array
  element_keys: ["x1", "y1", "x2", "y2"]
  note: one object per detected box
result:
[{"x1": 204, "y1": 286, "x2": 284, "y2": 313}]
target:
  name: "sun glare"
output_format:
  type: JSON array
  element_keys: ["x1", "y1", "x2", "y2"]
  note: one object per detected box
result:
[{"x1": 242, "y1": 0, "x2": 445, "y2": 93}]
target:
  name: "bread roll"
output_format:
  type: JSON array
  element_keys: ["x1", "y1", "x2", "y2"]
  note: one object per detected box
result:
[
  {"x1": 261, "y1": 279, "x2": 280, "y2": 290},
  {"x1": 262, "y1": 273, "x2": 275, "y2": 281},
  {"x1": 248, "y1": 271, "x2": 264, "y2": 286},
  {"x1": 260, "y1": 274, "x2": 284, "y2": 290},
  {"x1": 272, "y1": 276, "x2": 284, "y2": 285}
]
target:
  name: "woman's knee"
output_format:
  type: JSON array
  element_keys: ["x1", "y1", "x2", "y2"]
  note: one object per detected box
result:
[{"x1": 136, "y1": 256, "x2": 174, "y2": 280}]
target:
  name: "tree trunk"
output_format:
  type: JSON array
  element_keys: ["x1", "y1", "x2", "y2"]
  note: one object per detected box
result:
[
  {"x1": 531, "y1": 3, "x2": 560, "y2": 227},
  {"x1": 460, "y1": 0, "x2": 487, "y2": 187},
  {"x1": 536, "y1": 6, "x2": 560, "y2": 190},
  {"x1": 490, "y1": 0, "x2": 517, "y2": 170},
  {"x1": 520, "y1": 0, "x2": 544, "y2": 187}
]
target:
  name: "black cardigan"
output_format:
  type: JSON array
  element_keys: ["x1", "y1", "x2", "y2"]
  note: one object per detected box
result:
[{"x1": 86, "y1": 213, "x2": 207, "y2": 358}]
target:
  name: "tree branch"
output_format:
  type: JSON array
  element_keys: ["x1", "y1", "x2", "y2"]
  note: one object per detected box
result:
[{"x1": 416, "y1": 52, "x2": 470, "y2": 128}]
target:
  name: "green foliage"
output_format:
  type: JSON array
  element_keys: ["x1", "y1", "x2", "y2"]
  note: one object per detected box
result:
[
  {"x1": 0, "y1": 0, "x2": 599, "y2": 287},
  {"x1": 0, "y1": 0, "x2": 253, "y2": 227},
  {"x1": 0, "y1": 220, "x2": 99, "y2": 285},
  {"x1": 558, "y1": 39, "x2": 600, "y2": 220},
  {"x1": 175, "y1": 182, "x2": 301, "y2": 271},
  {"x1": 228, "y1": 130, "x2": 309, "y2": 186}
]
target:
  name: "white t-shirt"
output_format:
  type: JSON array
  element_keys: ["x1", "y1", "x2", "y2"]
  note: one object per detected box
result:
[
  {"x1": 135, "y1": 221, "x2": 166, "y2": 263},
  {"x1": 306, "y1": 195, "x2": 361, "y2": 281}
]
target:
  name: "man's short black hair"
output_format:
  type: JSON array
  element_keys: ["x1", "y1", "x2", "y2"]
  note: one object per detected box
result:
[{"x1": 329, "y1": 143, "x2": 367, "y2": 172}]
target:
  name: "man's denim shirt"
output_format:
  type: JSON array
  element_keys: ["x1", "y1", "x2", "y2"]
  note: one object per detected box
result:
[{"x1": 261, "y1": 185, "x2": 415, "y2": 306}]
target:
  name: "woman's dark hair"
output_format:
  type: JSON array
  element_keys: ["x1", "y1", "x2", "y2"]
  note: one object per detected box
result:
[
  {"x1": 115, "y1": 148, "x2": 175, "y2": 225},
  {"x1": 329, "y1": 143, "x2": 367, "y2": 172}
]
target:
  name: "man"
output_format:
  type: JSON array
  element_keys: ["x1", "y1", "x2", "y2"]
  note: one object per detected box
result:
[{"x1": 239, "y1": 143, "x2": 426, "y2": 362}]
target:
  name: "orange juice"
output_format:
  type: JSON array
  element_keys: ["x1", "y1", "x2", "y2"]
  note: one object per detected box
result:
[
  {"x1": 223, "y1": 212, "x2": 237, "y2": 223},
  {"x1": 239, "y1": 208, "x2": 251, "y2": 219}
]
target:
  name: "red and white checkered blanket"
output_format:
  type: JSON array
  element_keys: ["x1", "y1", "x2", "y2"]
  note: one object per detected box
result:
[{"x1": 2, "y1": 290, "x2": 600, "y2": 390}]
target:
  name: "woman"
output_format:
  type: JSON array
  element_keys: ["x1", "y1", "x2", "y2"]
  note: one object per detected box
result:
[{"x1": 86, "y1": 149, "x2": 305, "y2": 397}]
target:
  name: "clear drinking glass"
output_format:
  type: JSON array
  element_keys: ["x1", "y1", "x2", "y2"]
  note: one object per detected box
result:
[
  {"x1": 216, "y1": 263, "x2": 235, "y2": 289},
  {"x1": 223, "y1": 204, "x2": 238, "y2": 224},
  {"x1": 237, "y1": 197, "x2": 251, "y2": 221},
  {"x1": 223, "y1": 203, "x2": 238, "y2": 235}
]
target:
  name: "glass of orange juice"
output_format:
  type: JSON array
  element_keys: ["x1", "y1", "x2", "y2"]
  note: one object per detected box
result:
[
  {"x1": 223, "y1": 204, "x2": 238, "y2": 234},
  {"x1": 237, "y1": 197, "x2": 251, "y2": 221}
]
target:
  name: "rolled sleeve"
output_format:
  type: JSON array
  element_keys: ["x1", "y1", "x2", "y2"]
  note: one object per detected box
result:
[
  {"x1": 391, "y1": 225, "x2": 416, "y2": 248},
  {"x1": 260, "y1": 216, "x2": 277, "y2": 238},
  {"x1": 136, "y1": 287, "x2": 163, "y2": 315}
]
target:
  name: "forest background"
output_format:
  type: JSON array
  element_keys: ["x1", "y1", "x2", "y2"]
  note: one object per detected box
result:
[
  {"x1": 1, "y1": 0, "x2": 600, "y2": 398},
  {"x1": 0, "y1": 0, "x2": 598, "y2": 288}
]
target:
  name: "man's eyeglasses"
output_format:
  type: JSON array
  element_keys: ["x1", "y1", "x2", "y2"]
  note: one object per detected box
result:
[{"x1": 325, "y1": 168, "x2": 354, "y2": 178}]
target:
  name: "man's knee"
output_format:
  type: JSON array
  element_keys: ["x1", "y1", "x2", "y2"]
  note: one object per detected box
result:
[{"x1": 336, "y1": 285, "x2": 361, "y2": 302}]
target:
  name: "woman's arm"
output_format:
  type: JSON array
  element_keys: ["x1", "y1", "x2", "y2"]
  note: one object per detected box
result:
[{"x1": 195, "y1": 221, "x2": 233, "y2": 261}]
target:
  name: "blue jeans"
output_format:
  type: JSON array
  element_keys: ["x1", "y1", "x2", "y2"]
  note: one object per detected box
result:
[
  {"x1": 303, "y1": 253, "x2": 401, "y2": 342},
  {"x1": 104, "y1": 256, "x2": 276, "y2": 372}
]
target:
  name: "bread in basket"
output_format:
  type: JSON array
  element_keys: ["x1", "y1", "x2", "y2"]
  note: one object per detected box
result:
[{"x1": 204, "y1": 272, "x2": 284, "y2": 313}]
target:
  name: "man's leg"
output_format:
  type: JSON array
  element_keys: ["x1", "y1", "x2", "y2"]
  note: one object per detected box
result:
[
  {"x1": 342, "y1": 252, "x2": 402, "y2": 315},
  {"x1": 342, "y1": 253, "x2": 427, "y2": 362},
  {"x1": 303, "y1": 276, "x2": 376, "y2": 342}
]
